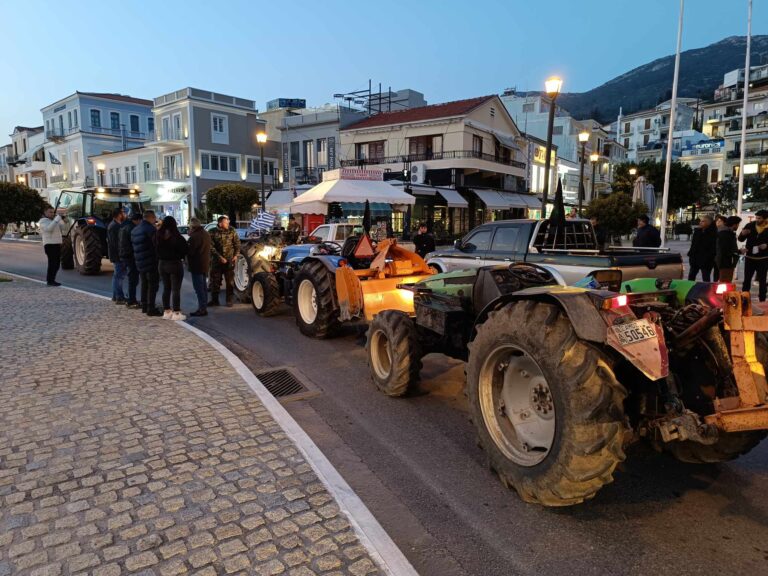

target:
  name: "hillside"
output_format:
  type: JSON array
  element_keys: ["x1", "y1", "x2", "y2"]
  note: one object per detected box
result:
[{"x1": 554, "y1": 35, "x2": 768, "y2": 123}]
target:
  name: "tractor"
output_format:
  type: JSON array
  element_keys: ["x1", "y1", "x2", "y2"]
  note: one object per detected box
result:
[
  {"x1": 52, "y1": 187, "x2": 146, "y2": 275},
  {"x1": 364, "y1": 263, "x2": 768, "y2": 506}
]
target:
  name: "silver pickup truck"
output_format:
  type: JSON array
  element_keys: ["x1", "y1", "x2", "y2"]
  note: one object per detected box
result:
[{"x1": 426, "y1": 219, "x2": 683, "y2": 285}]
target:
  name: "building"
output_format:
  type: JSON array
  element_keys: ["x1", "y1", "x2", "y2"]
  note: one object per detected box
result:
[
  {"x1": 339, "y1": 95, "x2": 529, "y2": 234},
  {"x1": 41, "y1": 92, "x2": 154, "y2": 190},
  {"x1": 678, "y1": 139, "x2": 726, "y2": 185},
  {"x1": 611, "y1": 98, "x2": 698, "y2": 162},
  {"x1": 634, "y1": 129, "x2": 709, "y2": 164},
  {"x1": 0, "y1": 144, "x2": 13, "y2": 183},
  {"x1": 8, "y1": 126, "x2": 47, "y2": 192},
  {"x1": 90, "y1": 87, "x2": 280, "y2": 222}
]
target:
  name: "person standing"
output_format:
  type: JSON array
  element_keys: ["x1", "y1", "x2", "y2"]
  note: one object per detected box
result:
[
  {"x1": 687, "y1": 215, "x2": 717, "y2": 281},
  {"x1": 157, "y1": 216, "x2": 188, "y2": 321},
  {"x1": 633, "y1": 215, "x2": 661, "y2": 248},
  {"x1": 187, "y1": 218, "x2": 212, "y2": 317},
  {"x1": 287, "y1": 215, "x2": 301, "y2": 244},
  {"x1": 738, "y1": 210, "x2": 768, "y2": 301},
  {"x1": 120, "y1": 212, "x2": 142, "y2": 309},
  {"x1": 209, "y1": 215, "x2": 241, "y2": 308},
  {"x1": 131, "y1": 210, "x2": 162, "y2": 316},
  {"x1": 107, "y1": 207, "x2": 127, "y2": 303},
  {"x1": 590, "y1": 215, "x2": 608, "y2": 251},
  {"x1": 716, "y1": 216, "x2": 742, "y2": 282},
  {"x1": 413, "y1": 223, "x2": 436, "y2": 259},
  {"x1": 38, "y1": 206, "x2": 68, "y2": 286}
]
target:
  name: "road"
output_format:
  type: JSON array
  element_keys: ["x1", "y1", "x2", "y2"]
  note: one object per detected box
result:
[{"x1": 2, "y1": 239, "x2": 768, "y2": 576}]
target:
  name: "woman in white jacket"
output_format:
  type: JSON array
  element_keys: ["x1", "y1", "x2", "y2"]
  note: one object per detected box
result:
[{"x1": 38, "y1": 206, "x2": 68, "y2": 286}]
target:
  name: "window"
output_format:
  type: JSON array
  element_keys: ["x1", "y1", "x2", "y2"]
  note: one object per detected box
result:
[
  {"x1": 644, "y1": 118, "x2": 651, "y2": 130},
  {"x1": 552, "y1": 125, "x2": 563, "y2": 135},
  {"x1": 335, "y1": 225, "x2": 353, "y2": 241},
  {"x1": 211, "y1": 114, "x2": 228, "y2": 144},
  {"x1": 624, "y1": 138, "x2": 630, "y2": 149},
  {"x1": 246, "y1": 158, "x2": 274, "y2": 176},
  {"x1": 59, "y1": 116, "x2": 64, "y2": 135},
  {"x1": 125, "y1": 167, "x2": 131, "y2": 184},
  {"x1": 711, "y1": 168, "x2": 719, "y2": 182},
  {"x1": 73, "y1": 109, "x2": 78, "y2": 127},
  {"x1": 109, "y1": 168, "x2": 118, "y2": 185},
  {"x1": 490, "y1": 227, "x2": 519, "y2": 253},
  {"x1": 623, "y1": 122, "x2": 630, "y2": 134},
  {"x1": 130, "y1": 115, "x2": 140, "y2": 133},
  {"x1": 303, "y1": 140, "x2": 315, "y2": 168},
  {"x1": 643, "y1": 134, "x2": 650, "y2": 146},
  {"x1": 463, "y1": 229, "x2": 491, "y2": 252},
  {"x1": 201, "y1": 153, "x2": 238, "y2": 173},
  {"x1": 110, "y1": 112, "x2": 120, "y2": 131},
  {"x1": 91, "y1": 109, "x2": 101, "y2": 128},
  {"x1": 147, "y1": 117, "x2": 154, "y2": 134},
  {"x1": 472, "y1": 135, "x2": 483, "y2": 156},
  {"x1": 68, "y1": 111, "x2": 72, "y2": 129},
  {"x1": 317, "y1": 138, "x2": 328, "y2": 166},
  {"x1": 522, "y1": 103, "x2": 535, "y2": 113},
  {"x1": 311, "y1": 225, "x2": 330, "y2": 241}
]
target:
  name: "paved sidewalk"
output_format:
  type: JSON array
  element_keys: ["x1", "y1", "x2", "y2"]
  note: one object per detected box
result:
[{"x1": 0, "y1": 278, "x2": 382, "y2": 576}]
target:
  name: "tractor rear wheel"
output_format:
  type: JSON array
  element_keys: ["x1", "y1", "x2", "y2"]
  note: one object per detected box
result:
[
  {"x1": 73, "y1": 226, "x2": 102, "y2": 275},
  {"x1": 467, "y1": 301, "x2": 627, "y2": 506},
  {"x1": 293, "y1": 260, "x2": 340, "y2": 339},
  {"x1": 61, "y1": 237, "x2": 74, "y2": 270},
  {"x1": 233, "y1": 253, "x2": 251, "y2": 303},
  {"x1": 366, "y1": 311, "x2": 422, "y2": 397},
  {"x1": 251, "y1": 272, "x2": 281, "y2": 317}
]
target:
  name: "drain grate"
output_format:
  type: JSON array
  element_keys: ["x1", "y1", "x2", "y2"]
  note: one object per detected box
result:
[{"x1": 256, "y1": 368, "x2": 309, "y2": 398}]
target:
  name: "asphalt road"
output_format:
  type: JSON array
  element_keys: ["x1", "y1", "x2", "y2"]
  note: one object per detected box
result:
[{"x1": 2, "y1": 239, "x2": 768, "y2": 576}]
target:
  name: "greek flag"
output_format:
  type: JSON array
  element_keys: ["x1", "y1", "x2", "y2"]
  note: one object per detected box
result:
[
  {"x1": 49, "y1": 152, "x2": 61, "y2": 165},
  {"x1": 249, "y1": 211, "x2": 276, "y2": 234}
]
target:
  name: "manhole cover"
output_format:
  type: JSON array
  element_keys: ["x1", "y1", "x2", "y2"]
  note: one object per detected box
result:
[{"x1": 256, "y1": 368, "x2": 312, "y2": 399}]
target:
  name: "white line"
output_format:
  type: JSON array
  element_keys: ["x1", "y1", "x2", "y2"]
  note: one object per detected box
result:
[
  {"x1": 1, "y1": 237, "x2": 42, "y2": 243},
  {"x1": 1, "y1": 269, "x2": 418, "y2": 576}
]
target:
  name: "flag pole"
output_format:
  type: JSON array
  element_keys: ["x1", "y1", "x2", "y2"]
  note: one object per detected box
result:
[
  {"x1": 737, "y1": 0, "x2": 752, "y2": 216},
  {"x1": 660, "y1": 0, "x2": 684, "y2": 249}
]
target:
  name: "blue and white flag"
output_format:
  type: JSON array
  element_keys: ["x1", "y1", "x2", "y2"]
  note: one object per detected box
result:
[
  {"x1": 49, "y1": 152, "x2": 61, "y2": 165},
  {"x1": 249, "y1": 211, "x2": 276, "y2": 234}
]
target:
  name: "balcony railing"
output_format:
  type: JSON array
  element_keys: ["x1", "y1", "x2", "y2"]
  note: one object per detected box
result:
[
  {"x1": 86, "y1": 125, "x2": 146, "y2": 139},
  {"x1": 727, "y1": 149, "x2": 768, "y2": 159},
  {"x1": 154, "y1": 129, "x2": 187, "y2": 143},
  {"x1": 142, "y1": 168, "x2": 187, "y2": 182},
  {"x1": 340, "y1": 150, "x2": 526, "y2": 170}
]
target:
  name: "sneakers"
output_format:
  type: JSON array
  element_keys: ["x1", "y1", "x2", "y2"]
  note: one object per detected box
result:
[
  {"x1": 190, "y1": 309, "x2": 208, "y2": 317},
  {"x1": 171, "y1": 311, "x2": 186, "y2": 321},
  {"x1": 162, "y1": 309, "x2": 173, "y2": 320}
]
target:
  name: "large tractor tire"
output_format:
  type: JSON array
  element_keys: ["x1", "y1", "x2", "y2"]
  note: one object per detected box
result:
[
  {"x1": 467, "y1": 301, "x2": 627, "y2": 506},
  {"x1": 60, "y1": 237, "x2": 74, "y2": 270},
  {"x1": 293, "y1": 260, "x2": 340, "y2": 339},
  {"x1": 251, "y1": 272, "x2": 281, "y2": 317},
  {"x1": 233, "y1": 253, "x2": 252, "y2": 303},
  {"x1": 72, "y1": 226, "x2": 102, "y2": 275},
  {"x1": 366, "y1": 311, "x2": 422, "y2": 397}
]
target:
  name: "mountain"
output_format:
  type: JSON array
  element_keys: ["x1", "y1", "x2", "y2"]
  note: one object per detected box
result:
[{"x1": 553, "y1": 35, "x2": 768, "y2": 124}]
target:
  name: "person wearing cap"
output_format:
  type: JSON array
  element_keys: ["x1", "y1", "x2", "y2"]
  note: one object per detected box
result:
[
  {"x1": 716, "y1": 216, "x2": 742, "y2": 282},
  {"x1": 209, "y1": 215, "x2": 241, "y2": 307},
  {"x1": 739, "y1": 210, "x2": 768, "y2": 301},
  {"x1": 119, "y1": 211, "x2": 143, "y2": 309}
]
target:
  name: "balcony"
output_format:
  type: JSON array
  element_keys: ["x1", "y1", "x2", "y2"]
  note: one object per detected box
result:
[
  {"x1": 149, "y1": 129, "x2": 188, "y2": 147},
  {"x1": 142, "y1": 168, "x2": 188, "y2": 182},
  {"x1": 85, "y1": 125, "x2": 146, "y2": 139},
  {"x1": 340, "y1": 150, "x2": 526, "y2": 171}
]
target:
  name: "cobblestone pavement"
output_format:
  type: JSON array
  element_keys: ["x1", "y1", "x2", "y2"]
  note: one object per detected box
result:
[{"x1": 0, "y1": 279, "x2": 380, "y2": 576}]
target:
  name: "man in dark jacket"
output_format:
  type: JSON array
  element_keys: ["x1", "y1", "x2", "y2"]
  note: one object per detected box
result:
[
  {"x1": 687, "y1": 215, "x2": 717, "y2": 281},
  {"x1": 187, "y1": 218, "x2": 212, "y2": 316},
  {"x1": 413, "y1": 224, "x2": 436, "y2": 259},
  {"x1": 633, "y1": 214, "x2": 662, "y2": 248},
  {"x1": 209, "y1": 215, "x2": 241, "y2": 307},
  {"x1": 739, "y1": 210, "x2": 768, "y2": 301},
  {"x1": 131, "y1": 210, "x2": 162, "y2": 316},
  {"x1": 590, "y1": 215, "x2": 608, "y2": 251},
  {"x1": 120, "y1": 212, "x2": 142, "y2": 309},
  {"x1": 107, "y1": 207, "x2": 127, "y2": 304},
  {"x1": 716, "y1": 216, "x2": 742, "y2": 282}
]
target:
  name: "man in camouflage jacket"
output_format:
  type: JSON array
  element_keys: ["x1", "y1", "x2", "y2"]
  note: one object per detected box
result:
[{"x1": 209, "y1": 215, "x2": 241, "y2": 307}]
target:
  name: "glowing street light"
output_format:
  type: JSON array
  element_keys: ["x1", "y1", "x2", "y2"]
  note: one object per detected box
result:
[
  {"x1": 590, "y1": 153, "x2": 600, "y2": 201},
  {"x1": 256, "y1": 131, "x2": 268, "y2": 210},
  {"x1": 578, "y1": 130, "x2": 590, "y2": 215}
]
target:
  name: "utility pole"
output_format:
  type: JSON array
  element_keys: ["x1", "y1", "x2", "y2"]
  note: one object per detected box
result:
[{"x1": 737, "y1": 0, "x2": 752, "y2": 216}]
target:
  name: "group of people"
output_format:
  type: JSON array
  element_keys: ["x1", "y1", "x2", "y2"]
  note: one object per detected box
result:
[{"x1": 40, "y1": 206, "x2": 243, "y2": 317}]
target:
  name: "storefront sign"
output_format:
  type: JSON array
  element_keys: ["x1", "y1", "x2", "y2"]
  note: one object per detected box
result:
[
  {"x1": 282, "y1": 142, "x2": 289, "y2": 181},
  {"x1": 533, "y1": 145, "x2": 556, "y2": 165},
  {"x1": 324, "y1": 168, "x2": 384, "y2": 181},
  {"x1": 328, "y1": 136, "x2": 336, "y2": 169}
]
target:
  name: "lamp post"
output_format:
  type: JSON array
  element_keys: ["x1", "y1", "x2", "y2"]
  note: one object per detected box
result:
[
  {"x1": 540, "y1": 76, "x2": 563, "y2": 219},
  {"x1": 256, "y1": 132, "x2": 267, "y2": 211},
  {"x1": 629, "y1": 167, "x2": 637, "y2": 178},
  {"x1": 96, "y1": 162, "x2": 106, "y2": 186},
  {"x1": 577, "y1": 130, "x2": 590, "y2": 215},
  {"x1": 17, "y1": 175, "x2": 26, "y2": 185},
  {"x1": 589, "y1": 153, "x2": 600, "y2": 202}
]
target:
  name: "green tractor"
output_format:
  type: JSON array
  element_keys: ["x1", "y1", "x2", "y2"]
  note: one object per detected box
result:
[{"x1": 365, "y1": 264, "x2": 768, "y2": 506}]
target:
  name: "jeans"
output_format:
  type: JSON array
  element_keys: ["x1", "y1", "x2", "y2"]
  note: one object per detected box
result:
[
  {"x1": 159, "y1": 260, "x2": 184, "y2": 312},
  {"x1": 112, "y1": 261, "x2": 127, "y2": 300},
  {"x1": 44, "y1": 243, "x2": 61, "y2": 284},
  {"x1": 123, "y1": 259, "x2": 139, "y2": 304},
  {"x1": 743, "y1": 257, "x2": 768, "y2": 302},
  {"x1": 191, "y1": 272, "x2": 208, "y2": 311},
  {"x1": 140, "y1": 268, "x2": 160, "y2": 312}
]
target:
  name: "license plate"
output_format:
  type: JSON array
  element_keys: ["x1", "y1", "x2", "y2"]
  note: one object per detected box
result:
[{"x1": 611, "y1": 319, "x2": 657, "y2": 346}]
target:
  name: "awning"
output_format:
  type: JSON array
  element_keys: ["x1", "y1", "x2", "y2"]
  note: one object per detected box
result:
[
  {"x1": 519, "y1": 194, "x2": 542, "y2": 208},
  {"x1": 473, "y1": 190, "x2": 538, "y2": 210},
  {"x1": 493, "y1": 132, "x2": 521, "y2": 151},
  {"x1": 265, "y1": 189, "x2": 296, "y2": 212},
  {"x1": 473, "y1": 190, "x2": 509, "y2": 210},
  {"x1": 291, "y1": 177, "x2": 415, "y2": 215},
  {"x1": 434, "y1": 188, "x2": 468, "y2": 208}
]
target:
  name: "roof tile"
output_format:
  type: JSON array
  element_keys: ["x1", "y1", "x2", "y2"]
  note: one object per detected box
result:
[{"x1": 344, "y1": 95, "x2": 496, "y2": 130}]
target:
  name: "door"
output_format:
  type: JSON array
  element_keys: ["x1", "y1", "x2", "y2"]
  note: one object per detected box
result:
[
  {"x1": 485, "y1": 225, "x2": 522, "y2": 265},
  {"x1": 163, "y1": 154, "x2": 183, "y2": 179},
  {"x1": 162, "y1": 116, "x2": 171, "y2": 141},
  {"x1": 172, "y1": 113, "x2": 182, "y2": 140},
  {"x1": 444, "y1": 227, "x2": 493, "y2": 271}
]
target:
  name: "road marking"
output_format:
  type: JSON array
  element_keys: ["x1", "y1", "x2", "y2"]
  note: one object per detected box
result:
[
  {"x1": 0, "y1": 269, "x2": 418, "y2": 576},
  {"x1": 1, "y1": 237, "x2": 42, "y2": 243}
]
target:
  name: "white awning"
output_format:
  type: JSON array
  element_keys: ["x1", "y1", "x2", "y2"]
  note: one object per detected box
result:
[
  {"x1": 266, "y1": 189, "x2": 296, "y2": 212},
  {"x1": 290, "y1": 178, "x2": 415, "y2": 215},
  {"x1": 435, "y1": 188, "x2": 468, "y2": 208},
  {"x1": 473, "y1": 190, "x2": 509, "y2": 210},
  {"x1": 493, "y1": 132, "x2": 521, "y2": 151},
  {"x1": 473, "y1": 190, "x2": 536, "y2": 210},
  {"x1": 520, "y1": 194, "x2": 542, "y2": 208}
]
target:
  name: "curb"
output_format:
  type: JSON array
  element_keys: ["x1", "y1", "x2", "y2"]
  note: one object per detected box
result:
[
  {"x1": 0, "y1": 269, "x2": 418, "y2": 576},
  {"x1": 1, "y1": 237, "x2": 42, "y2": 243}
]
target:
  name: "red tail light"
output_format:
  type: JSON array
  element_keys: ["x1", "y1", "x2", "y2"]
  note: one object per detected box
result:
[
  {"x1": 715, "y1": 283, "x2": 733, "y2": 295},
  {"x1": 85, "y1": 217, "x2": 96, "y2": 225},
  {"x1": 603, "y1": 294, "x2": 628, "y2": 310}
]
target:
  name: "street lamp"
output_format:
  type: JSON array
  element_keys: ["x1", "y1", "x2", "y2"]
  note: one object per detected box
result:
[
  {"x1": 96, "y1": 162, "x2": 106, "y2": 186},
  {"x1": 629, "y1": 167, "x2": 637, "y2": 177},
  {"x1": 256, "y1": 131, "x2": 267, "y2": 211},
  {"x1": 578, "y1": 130, "x2": 590, "y2": 215},
  {"x1": 589, "y1": 153, "x2": 600, "y2": 202},
  {"x1": 541, "y1": 76, "x2": 563, "y2": 218},
  {"x1": 16, "y1": 175, "x2": 26, "y2": 185}
]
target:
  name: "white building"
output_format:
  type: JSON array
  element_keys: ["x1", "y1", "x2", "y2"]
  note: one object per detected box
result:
[
  {"x1": 678, "y1": 139, "x2": 726, "y2": 185},
  {"x1": 8, "y1": 126, "x2": 47, "y2": 192}
]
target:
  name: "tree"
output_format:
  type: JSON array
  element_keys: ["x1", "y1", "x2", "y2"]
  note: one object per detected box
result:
[
  {"x1": 612, "y1": 160, "x2": 705, "y2": 212},
  {"x1": 0, "y1": 182, "x2": 48, "y2": 237},
  {"x1": 205, "y1": 184, "x2": 261, "y2": 223},
  {"x1": 586, "y1": 193, "x2": 648, "y2": 237}
]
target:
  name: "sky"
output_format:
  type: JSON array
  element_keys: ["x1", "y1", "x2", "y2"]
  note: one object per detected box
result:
[{"x1": 1, "y1": 0, "x2": 761, "y2": 137}]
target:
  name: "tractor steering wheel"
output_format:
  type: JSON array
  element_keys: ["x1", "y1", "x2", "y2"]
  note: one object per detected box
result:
[{"x1": 313, "y1": 241, "x2": 343, "y2": 256}]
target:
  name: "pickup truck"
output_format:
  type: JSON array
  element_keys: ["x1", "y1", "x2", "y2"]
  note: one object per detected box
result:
[{"x1": 425, "y1": 219, "x2": 683, "y2": 285}]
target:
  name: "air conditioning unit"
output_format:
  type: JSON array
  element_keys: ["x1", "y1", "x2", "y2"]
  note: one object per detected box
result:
[{"x1": 410, "y1": 163, "x2": 427, "y2": 185}]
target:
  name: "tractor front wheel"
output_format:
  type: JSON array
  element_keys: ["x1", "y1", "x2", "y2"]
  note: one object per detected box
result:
[
  {"x1": 467, "y1": 301, "x2": 627, "y2": 506},
  {"x1": 251, "y1": 272, "x2": 281, "y2": 317},
  {"x1": 293, "y1": 260, "x2": 340, "y2": 339},
  {"x1": 233, "y1": 253, "x2": 251, "y2": 303},
  {"x1": 60, "y1": 237, "x2": 74, "y2": 270},
  {"x1": 366, "y1": 311, "x2": 422, "y2": 397}
]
